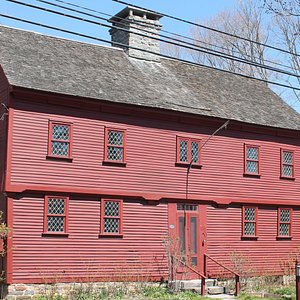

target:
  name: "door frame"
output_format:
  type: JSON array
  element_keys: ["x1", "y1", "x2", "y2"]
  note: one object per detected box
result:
[{"x1": 168, "y1": 202, "x2": 207, "y2": 274}]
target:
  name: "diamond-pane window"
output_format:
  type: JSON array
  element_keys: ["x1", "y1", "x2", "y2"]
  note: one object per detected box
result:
[
  {"x1": 44, "y1": 197, "x2": 68, "y2": 234},
  {"x1": 177, "y1": 137, "x2": 201, "y2": 166},
  {"x1": 242, "y1": 207, "x2": 257, "y2": 237},
  {"x1": 105, "y1": 128, "x2": 126, "y2": 163},
  {"x1": 278, "y1": 208, "x2": 292, "y2": 237},
  {"x1": 281, "y1": 150, "x2": 294, "y2": 178},
  {"x1": 100, "y1": 200, "x2": 123, "y2": 235},
  {"x1": 48, "y1": 121, "x2": 72, "y2": 159},
  {"x1": 245, "y1": 145, "x2": 259, "y2": 175}
]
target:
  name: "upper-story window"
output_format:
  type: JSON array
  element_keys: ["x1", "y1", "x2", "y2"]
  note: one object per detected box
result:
[
  {"x1": 48, "y1": 121, "x2": 72, "y2": 159},
  {"x1": 44, "y1": 196, "x2": 69, "y2": 235},
  {"x1": 104, "y1": 128, "x2": 126, "y2": 163},
  {"x1": 242, "y1": 206, "x2": 257, "y2": 238},
  {"x1": 176, "y1": 136, "x2": 201, "y2": 166},
  {"x1": 244, "y1": 144, "x2": 260, "y2": 176},
  {"x1": 281, "y1": 149, "x2": 294, "y2": 179},
  {"x1": 278, "y1": 208, "x2": 292, "y2": 238}
]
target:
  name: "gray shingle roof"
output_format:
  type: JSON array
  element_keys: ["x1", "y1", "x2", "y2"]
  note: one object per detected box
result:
[{"x1": 0, "y1": 25, "x2": 299, "y2": 131}]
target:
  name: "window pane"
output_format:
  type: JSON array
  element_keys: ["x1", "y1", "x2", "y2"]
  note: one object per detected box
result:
[
  {"x1": 246, "y1": 161, "x2": 258, "y2": 174},
  {"x1": 179, "y1": 216, "x2": 186, "y2": 254},
  {"x1": 108, "y1": 130, "x2": 123, "y2": 146},
  {"x1": 191, "y1": 142, "x2": 199, "y2": 163},
  {"x1": 177, "y1": 204, "x2": 198, "y2": 211},
  {"x1": 283, "y1": 151, "x2": 293, "y2": 164},
  {"x1": 48, "y1": 198, "x2": 65, "y2": 214},
  {"x1": 280, "y1": 223, "x2": 290, "y2": 236},
  {"x1": 191, "y1": 217, "x2": 197, "y2": 254},
  {"x1": 244, "y1": 222, "x2": 255, "y2": 236},
  {"x1": 51, "y1": 141, "x2": 69, "y2": 156},
  {"x1": 48, "y1": 216, "x2": 65, "y2": 232},
  {"x1": 247, "y1": 147, "x2": 258, "y2": 160},
  {"x1": 191, "y1": 257, "x2": 197, "y2": 266},
  {"x1": 280, "y1": 209, "x2": 290, "y2": 222},
  {"x1": 104, "y1": 218, "x2": 119, "y2": 233},
  {"x1": 52, "y1": 125, "x2": 69, "y2": 140},
  {"x1": 245, "y1": 208, "x2": 255, "y2": 221},
  {"x1": 104, "y1": 201, "x2": 120, "y2": 217},
  {"x1": 107, "y1": 147, "x2": 123, "y2": 161},
  {"x1": 283, "y1": 165, "x2": 293, "y2": 177},
  {"x1": 179, "y1": 140, "x2": 188, "y2": 162}
]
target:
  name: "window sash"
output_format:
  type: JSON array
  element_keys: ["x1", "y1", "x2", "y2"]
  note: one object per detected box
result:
[
  {"x1": 100, "y1": 199, "x2": 123, "y2": 235},
  {"x1": 242, "y1": 207, "x2": 257, "y2": 237},
  {"x1": 48, "y1": 121, "x2": 72, "y2": 158},
  {"x1": 278, "y1": 208, "x2": 292, "y2": 237},
  {"x1": 177, "y1": 136, "x2": 201, "y2": 165},
  {"x1": 44, "y1": 196, "x2": 68, "y2": 234},
  {"x1": 105, "y1": 128, "x2": 126, "y2": 163},
  {"x1": 281, "y1": 149, "x2": 294, "y2": 178},
  {"x1": 244, "y1": 145, "x2": 260, "y2": 175}
]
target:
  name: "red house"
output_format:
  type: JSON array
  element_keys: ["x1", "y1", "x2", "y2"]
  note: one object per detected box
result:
[{"x1": 0, "y1": 5, "x2": 300, "y2": 297}]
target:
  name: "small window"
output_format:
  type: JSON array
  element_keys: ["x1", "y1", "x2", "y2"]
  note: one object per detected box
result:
[
  {"x1": 244, "y1": 144, "x2": 260, "y2": 175},
  {"x1": 177, "y1": 204, "x2": 198, "y2": 211},
  {"x1": 278, "y1": 208, "x2": 292, "y2": 237},
  {"x1": 44, "y1": 196, "x2": 68, "y2": 234},
  {"x1": 48, "y1": 121, "x2": 72, "y2": 159},
  {"x1": 100, "y1": 199, "x2": 123, "y2": 236},
  {"x1": 242, "y1": 206, "x2": 257, "y2": 237},
  {"x1": 281, "y1": 149, "x2": 294, "y2": 179},
  {"x1": 176, "y1": 136, "x2": 201, "y2": 166},
  {"x1": 104, "y1": 128, "x2": 126, "y2": 163}
]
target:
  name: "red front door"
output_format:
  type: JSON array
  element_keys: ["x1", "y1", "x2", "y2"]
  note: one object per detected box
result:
[{"x1": 177, "y1": 204, "x2": 202, "y2": 272}]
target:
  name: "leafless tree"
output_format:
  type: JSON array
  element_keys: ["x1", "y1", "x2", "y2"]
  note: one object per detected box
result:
[
  {"x1": 190, "y1": 0, "x2": 275, "y2": 81},
  {"x1": 264, "y1": 0, "x2": 300, "y2": 16},
  {"x1": 263, "y1": 0, "x2": 300, "y2": 103}
]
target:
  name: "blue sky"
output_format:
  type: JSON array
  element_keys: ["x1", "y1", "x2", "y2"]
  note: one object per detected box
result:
[{"x1": 0, "y1": 0, "x2": 238, "y2": 45}]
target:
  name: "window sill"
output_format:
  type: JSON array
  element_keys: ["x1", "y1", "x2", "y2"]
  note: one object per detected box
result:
[
  {"x1": 276, "y1": 236, "x2": 292, "y2": 240},
  {"x1": 243, "y1": 173, "x2": 261, "y2": 178},
  {"x1": 99, "y1": 234, "x2": 123, "y2": 238},
  {"x1": 175, "y1": 162, "x2": 202, "y2": 169},
  {"x1": 42, "y1": 232, "x2": 69, "y2": 237},
  {"x1": 46, "y1": 155, "x2": 73, "y2": 162},
  {"x1": 102, "y1": 161, "x2": 126, "y2": 167},
  {"x1": 241, "y1": 236, "x2": 258, "y2": 240},
  {"x1": 280, "y1": 176, "x2": 295, "y2": 181}
]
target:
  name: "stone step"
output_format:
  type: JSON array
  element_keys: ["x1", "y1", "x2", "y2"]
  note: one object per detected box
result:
[
  {"x1": 207, "y1": 286, "x2": 226, "y2": 295},
  {"x1": 169, "y1": 278, "x2": 217, "y2": 291}
]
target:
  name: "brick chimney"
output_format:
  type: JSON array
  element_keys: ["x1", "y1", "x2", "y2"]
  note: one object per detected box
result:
[{"x1": 109, "y1": 6, "x2": 162, "y2": 62}]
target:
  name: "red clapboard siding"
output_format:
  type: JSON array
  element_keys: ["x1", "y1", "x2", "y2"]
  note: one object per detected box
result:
[
  {"x1": 11, "y1": 196, "x2": 168, "y2": 283},
  {"x1": 206, "y1": 205, "x2": 300, "y2": 277},
  {"x1": 9, "y1": 100, "x2": 300, "y2": 203}
]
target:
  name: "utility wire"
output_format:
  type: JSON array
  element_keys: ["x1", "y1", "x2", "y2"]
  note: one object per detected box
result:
[
  {"x1": 36, "y1": 0, "x2": 295, "y2": 72},
  {"x1": 5, "y1": 0, "x2": 300, "y2": 81},
  {"x1": 1, "y1": 13, "x2": 300, "y2": 93},
  {"x1": 113, "y1": 0, "x2": 300, "y2": 59}
]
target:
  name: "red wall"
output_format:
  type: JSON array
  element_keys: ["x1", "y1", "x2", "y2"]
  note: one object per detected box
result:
[
  {"x1": 8, "y1": 99, "x2": 300, "y2": 204},
  {"x1": 206, "y1": 205, "x2": 300, "y2": 277},
  {"x1": 11, "y1": 196, "x2": 168, "y2": 283}
]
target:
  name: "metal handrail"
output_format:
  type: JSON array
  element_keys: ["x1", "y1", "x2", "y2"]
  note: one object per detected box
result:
[{"x1": 204, "y1": 254, "x2": 241, "y2": 296}]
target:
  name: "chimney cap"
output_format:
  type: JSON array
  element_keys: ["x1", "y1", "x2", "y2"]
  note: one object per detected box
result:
[{"x1": 109, "y1": 6, "x2": 163, "y2": 23}]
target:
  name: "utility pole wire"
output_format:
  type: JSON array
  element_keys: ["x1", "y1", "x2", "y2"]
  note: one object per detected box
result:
[
  {"x1": 185, "y1": 120, "x2": 230, "y2": 203},
  {"x1": 187, "y1": 120, "x2": 230, "y2": 173}
]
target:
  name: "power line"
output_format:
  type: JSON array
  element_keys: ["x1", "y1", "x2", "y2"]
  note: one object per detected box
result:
[
  {"x1": 1, "y1": 13, "x2": 300, "y2": 93},
  {"x1": 35, "y1": 0, "x2": 295, "y2": 72},
  {"x1": 113, "y1": 0, "x2": 300, "y2": 59},
  {"x1": 5, "y1": 0, "x2": 300, "y2": 81}
]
